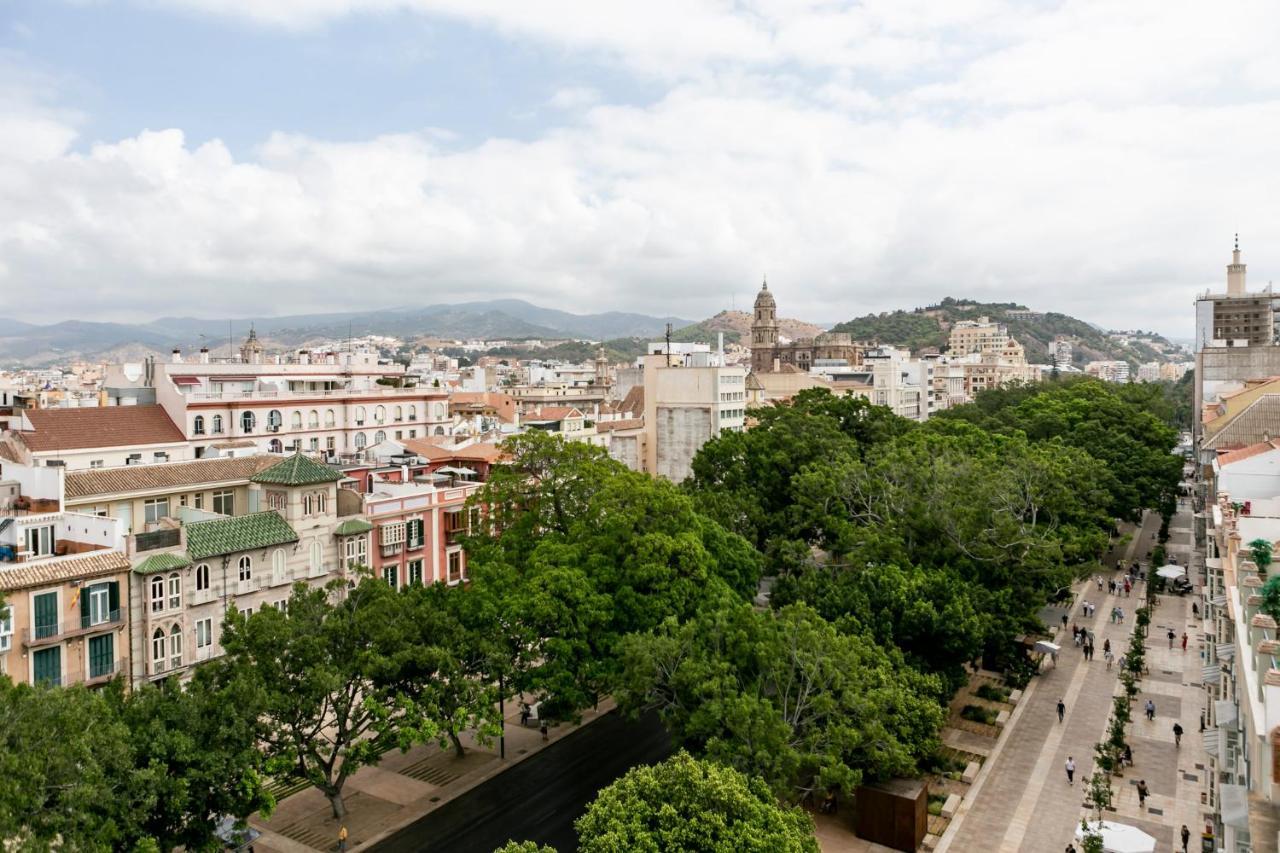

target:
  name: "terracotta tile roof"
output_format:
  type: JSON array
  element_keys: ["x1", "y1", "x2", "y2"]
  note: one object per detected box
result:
[
  {"x1": 0, "y1": 439, "x2": 24, "y2": 464},
  {"x1": 186, "y1": 511, "x2": 299, "y2": 560},
  {"x1": 251, "y1": 453, "x2": 344, "y2": 486},
  {"x1": 596, "y1": 418, "x2": 644, "y2": 432},
  {"x1": 0, "y1": 550, "x2": 130, "y2": 592},
  {"x1": 65, "y1": 455, "x2": 281, "y2": 500},
  {"x1": 1216, "y1": 439, "x2": 1280, "y2": 468},
  {"x1": 618, "y1": 386, "x2": 644, "y2": 417},
  {"x1": 401, "y1": 439, "x2": 504, "y2": 463},
  {"x1": 18, "y1": 405, "x2": 184, "y2": 452}
]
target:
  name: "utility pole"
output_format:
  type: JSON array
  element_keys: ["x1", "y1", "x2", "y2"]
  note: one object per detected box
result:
[{"x1": 665, "y1": 322, "x2": 672, "y2": 364}]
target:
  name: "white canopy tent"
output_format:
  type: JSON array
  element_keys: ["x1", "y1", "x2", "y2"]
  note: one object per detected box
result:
[
  {"x1": 1074, "y1": 820, "x2": 1156, "y2": 853},
  {"x1": 1156, "y1": 564, "x2": 1187, "y2": 579}
]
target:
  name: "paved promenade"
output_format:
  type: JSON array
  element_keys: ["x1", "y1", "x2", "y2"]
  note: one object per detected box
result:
[{"x1": 940, "y1": 506, "x2": 1211, "y2": 853}]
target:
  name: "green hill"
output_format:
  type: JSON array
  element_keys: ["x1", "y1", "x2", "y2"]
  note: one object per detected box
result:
[{"x1": 831, "y1": 298, "x2": 1185, "y2": 368}]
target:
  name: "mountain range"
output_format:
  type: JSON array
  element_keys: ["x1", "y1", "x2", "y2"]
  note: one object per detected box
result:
[{"x1": 0, "y1": 300, "x2": 696, "y2": 366}]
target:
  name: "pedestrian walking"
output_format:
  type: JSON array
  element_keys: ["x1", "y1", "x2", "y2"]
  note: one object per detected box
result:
[
  {"x1": 1110, "y1": 607, "x2": 1118, "y2": 624},
  {"x1": 1118, "y1": 607, "x2": 1125, "y2": 623},
  {"x1": 1174, "y1": 722, "x2": 1183, "y2": 747},
  {"x1": 337, "y1": 825, "x2": 348, "y2": 853},
  {"x1": 1103, "y1": 638, "x2": 1111, "y2": 655},
  {"x1": 1057, "y1": 698, "x2": 1066, "y2": 723},
  {"x1": 1181, "y1": 632, "x2": 1188, "y2": 652},
  {"x1": 1105, "y1": 648, "x2": 1115, "y2": 670},
  {"x1": 1145, "y1": 699, "x2": 1156, "y2": 721},
  {"x1": 1065, "y1": 756, "x2": 1075, "y2": 785},
  {"x1": 540, "y1": 721, "x2": 549, "y2": 741},
  {"x1": 1097, "y1": 576, "x2": 1103, "y2": 592},
  {"x1": 1168, "y1": 628, "x2": 1176, "y2": 649},
  {"x1": 1066, "y1": 844, "x2": 1077, "y2": 853},
  {"x1": 1192, "y1": 602, "x2": 1200, "y2": 618},
  {"x1": 1123, "y1": 743, "x2": 1133, "y2": 767},
  {"x1": 1061, "y1": 613, "x2": 1068, "y2": 630},
  {"x1": 1124, "y1": 579, "x2": 1131, "y2": 597},
  {"x1": 1181, "y1": 824, "x2": 1191, "y2": 853},
  {"x1": 1137, "y1": 779, "x2": 1149, "y2": 808},
  {"x1": 519, "y1": 702, "x2": 530, "y2": 726}
]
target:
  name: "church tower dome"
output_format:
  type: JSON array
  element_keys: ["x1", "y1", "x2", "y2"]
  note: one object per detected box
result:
[{"x1": 751, "y1": 277, "x2": 780, "y2": 372}]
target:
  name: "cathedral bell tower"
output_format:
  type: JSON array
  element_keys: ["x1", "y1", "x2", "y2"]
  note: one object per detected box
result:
[{"x1": 751, "y1": 278, "x2": 779, "y2": 373}]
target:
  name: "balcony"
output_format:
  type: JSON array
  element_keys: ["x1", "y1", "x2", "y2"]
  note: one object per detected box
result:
[
  {"x1": 85, "y1": 659, "x2": 125, "y2": 686},
  {"x1": 23, "y1": 609, "x2": 124, "y2": 648}
]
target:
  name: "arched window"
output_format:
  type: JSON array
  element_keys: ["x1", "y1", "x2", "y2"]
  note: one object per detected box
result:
[
  {"x1": 375, "y1": 405, "x2": 385, "y2": 423},
  {"x1": 267, "y1": 409, "x2": 282, "y2": 429},
  {"x1": 238, "y1": 555, "x2": 252, "y2": 582},
  {"x1": 434, "y1": 426, "x2": 445, "y2": 436},
  {"x1": 394, "y1": 405, "x2": 403, "y2": 422},
  {"x1": 317, "y1": 492, "x2": 326, "y2": 513},
  {"x1": 374, "y1": 431, "x2": 386, "y2": 444},
  {"x1": 150, "y1": 576, "x2": 165, "y2": 613},
  {"x1": 195, "y1": 564, "x2": 210, "y2": 591},
  {"x1": 272, "y1": 549, "x2": 286, "y2": 584},
  {"x1": 303, "y1": 494, "x2": 314, "y2": 515},
  {"x1": 407, "y1": 405, "x2": 416, "y2": 421},
  {"x1": 310, "y1": 540, "x2": 323, "y2": 574},
  {"x1": 354, "y1": 432, "x2": 367, "y2": 449},
  {"x1": 167, "y1": 573, "x2": 181, "y2": 609},
  {"x1": 309, "y1": 410, "x2": 319, "y2": 428},
  {"x1": 291, "y1": 411, "x2": 303, "y2": 429},
  {"x1": 193, "y1": 415, "x2": 205, "y2": 435},
  {"x1": 435, "y1": 403, "x2": 446, "y2": 420},
  {"x1": 355, "y1": 406, "x2": 366, "y2": 425},
  {"x1": 169, "y1": 625, "x2": 183, "y2": 669},
  {"x1": 152, "y1": 628, "x2": 166, "y2": 668},
  {"x1": 241, "y1": 411, "x2": 256, "y2": 433},
  {"x1": 268, "y1": 438, "x2": 283, "y2": 453},
  {"x1": 211, "y1": 414, "x2": 224, "y2": 434},
  {"x1": 325, "y1": 409, "x2": 336, "y2": 427}
]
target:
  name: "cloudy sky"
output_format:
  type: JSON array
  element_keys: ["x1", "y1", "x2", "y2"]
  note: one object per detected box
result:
[{"x1": 2, "y1": 0, "x2": 1278, "y2": 337}]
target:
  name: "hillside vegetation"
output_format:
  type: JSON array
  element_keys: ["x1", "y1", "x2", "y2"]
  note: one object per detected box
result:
[{"x1": 831, "y1": 297, "x2": 1184, "y2": 367}]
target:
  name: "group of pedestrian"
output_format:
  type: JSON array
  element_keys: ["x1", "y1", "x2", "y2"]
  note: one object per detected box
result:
[
  {"x1": 1167, "y1": 628, "x2": 1189, "y2": 651},
  {"x1": 1109, "y1": 605, "x2": 1126, "y2": 623},
  {"x1": 1080, "y1": 599, "x2": 1097, "y2": 618},
  {"x1": 1106, "y1": 577, "x2": 1132, "y2": 597}
]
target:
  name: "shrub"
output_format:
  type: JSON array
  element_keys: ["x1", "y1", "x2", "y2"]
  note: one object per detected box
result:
[
  {"x1": 975, "y1": 683, "x2": 1010, "y2": 703},
  {"x1": 960, "y1": 705, "x2": 998, "y2": 725}
]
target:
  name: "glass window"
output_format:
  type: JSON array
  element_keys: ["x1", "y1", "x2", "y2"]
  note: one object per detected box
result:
[
  {"x1": 33, "y1": 646, "x2": 61, "y2": 686},
  {"x1": 193, "y1": 415, "x2": 205, "y2": 435},
  {"x1": 407, "y1": 405, "x2": 416, "y2": 421},
  {"x1": 344, "y1": 536, "x2": 367, "y2": 569},
  {"x1": 239, "y1": 607, "x2": 253, "y2": 619},
  {"x1": 150, "y1": 576, "x2": 165, "y2": 613},
  {"x1": 310, "y1": 437, "x2": 319, "y2": 451},
  {"x1": 374, "y1": 431, "x2": 386, "y2": 444},
  {"x1": 269, "y1": 410, "x2": 283, "y2": 429},
  {"x1": 0, "y1": 606, "x2": 12, "y2": 652},
  {"x1": 152, "y1": 629, "x2": 166, "y2": 669},
  {"x1": 88, "y1": 633, "x2": 113, "y2": 679},
  {"x1": 383, "y1": 565, "x2": 398, "y2": 589},
  {"x1": 375, "y1": 405, "x2": 385, "y2": 423},
  {"x1": 196, "y1": 618, "x2": 213, "y2": 649},
  {"x1": 303, "y1": 494, "x2": 313, "y2": 515},
  {"x1": 310, "y1": 541, "x2": 323, "y2": 573},
  {"x1": 448, "y1": 550, "x2": 463, "y2": 584},
  {"x1": 355, "y1": 406, "x2": 366, "y2": 424},
  {"x1": 326, "y1": 436, "x2": 335, "y2": 451},
  {"x1": 144, "y1": 497, "x2": 169, "y2": 524},
  {"x1": 238, "y1": 555, "x2": 252, "y2": 582},
  {"x1": 194, "y1": 492, "x2": 204, "y2": 510},
  {"x1": 211, "y1": 414, "x2": 224, "y2": 434},
  {"x1": 272, "y1": 549, "x2": 286, "y2": 584},
  {"x1": 240, "y1": 411, "x2": 256, "y2": 433},
  {"x1": 169, "y1": 625, "x2": 182, "y2": 669},
  {"x1": 394, "y1": 405, "x2": 403, "y2": 421},
  {"x1": 325, "y1": 409, "x2": 336, "y2": 427},
  {"x1": 168, "y1": 573, "x2": 181, "y2": 609},
  {"x1": 269, "y1": 438, "x2": 283, "y2": 453},
  {"x1": 88, "y1": 584, "x2": 110, "y2": 626},
  {"x1": 354, "y1": 432, "x2": 367, "y2": 449},
  {"x1": 24, "y1": 525, "x2": 54, "y2": 557},
  {"x1": 291, "y1": 411, "x2": 302, "y2": 429},
  {"x1": 309, "y1": 410, "x2": 319, "y2": 428},
  {"x1": 195, "y1": 564, "x2": 210, "y2": 591},
  {"x1": 407, "y1": 560, "x2": 423, "y2": 586},
  {"x1": 212, "y1": 491, "x2": 234, "y2": 516}
]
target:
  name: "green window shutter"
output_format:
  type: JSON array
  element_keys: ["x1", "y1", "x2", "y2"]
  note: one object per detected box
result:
[
  {"x1": 80, "y1": 585, "x2": 91, "y2": 629},
  {"x1": 33, "y1": 647, "x2": 61, "y2": 686},
  {"x1": 33, "y1": 592, "x2": 58, "y2": 640},
  {"x1": 107, "y1": 582, "x2": 120, "y2": 617},
  {"x1": 89, "y1": 634, "x2": 113, "y2": 679}
]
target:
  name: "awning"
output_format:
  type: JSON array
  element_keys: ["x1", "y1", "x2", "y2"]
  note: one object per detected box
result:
[
  {"x1": 436, "y1": 466, "x2": 477, "y2": 476},
  {"x1": 1215, "y1": 699, "x2": 1239, "y2": 728},
  {"x1": 208, "y1": 375, "x2": 258, "y2": 382},
  {"x1": 171, "y1": 376, "x2": 202, "y2": 386},
  {"x1": 1212, "y1": 595, "x2": 1227, "y2": 607},
  {"x1": 1217, "y1": 643, "x2": 1236, "y2": 661},
  {"x1": 1203, "y1": 729, "x2": 1220, "y2": 756},
  {"x1": 1221, "y1": 783, "x2": 1250, "y2": 829},
  {"x1": 1202, "y1": 664, "x2": 1222, "y2": 684}
]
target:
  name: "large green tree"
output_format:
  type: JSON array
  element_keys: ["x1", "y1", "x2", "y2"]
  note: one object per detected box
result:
[
  {"x1": 575, "y1": 752, "x2": 818, "y2": 853},
  {"x1": 617, "y1": 602, "x2": 944, "y2": 801},
  {"x1": 215, "y1": 579, "x2": 443, "y2": 819}
]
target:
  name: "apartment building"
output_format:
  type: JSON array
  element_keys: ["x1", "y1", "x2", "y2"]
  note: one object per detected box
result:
[
  {"x1": 641, "y1": 351, "x2": 746, "y2": 481},
  {"x1": 946, "y1": 317, "x2": 1012, "y2": 356},
  {"x1": 128, "y1": 453, "x2": 369, "y2": 684},
  {"x1": 99, "y1": 335, "x2": 452, "y2": 467},
  {"x1": 6, "y1": 405, "x2": 191, "y2": 470},
  {"x1": 0, "y1": 462, "x2": 130, "y2": 687}
]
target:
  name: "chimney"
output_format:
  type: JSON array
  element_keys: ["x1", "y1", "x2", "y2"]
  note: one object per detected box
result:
[
  {"x1": 198, "y1": 346, "x2": 210, "y2": 364},
  {"x1": 171, "y1": 347, "x2": 183, "y2": 363}
]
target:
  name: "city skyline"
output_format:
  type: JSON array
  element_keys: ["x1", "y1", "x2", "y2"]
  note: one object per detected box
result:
[{"x1": 5, "y1": 1, "x2": 1280, "y2": 336}]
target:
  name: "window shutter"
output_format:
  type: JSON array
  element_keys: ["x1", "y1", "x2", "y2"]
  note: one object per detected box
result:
[
  {"x1": 1272, "y1": 729, "x2": 1280, "y2": 783},
  {"x1": 108, "y1": 581, "x2": 120, "y2": 615},
  {"x1": 81, "y1": 586, "x2": 90, "y2": 626}
]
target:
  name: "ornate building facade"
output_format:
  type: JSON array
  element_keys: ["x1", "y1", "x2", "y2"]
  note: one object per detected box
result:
[{"x1": 749, "y1": 281, "x2": 865, "y2": 373}]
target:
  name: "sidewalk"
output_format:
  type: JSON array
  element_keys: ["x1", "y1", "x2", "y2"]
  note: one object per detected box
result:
[
  {"x1": 249, "y1": 698, "x2": 617, "y2": 853},
  {"x1": 938, "y1": 506, "x2": 1212, "y2": 852}
]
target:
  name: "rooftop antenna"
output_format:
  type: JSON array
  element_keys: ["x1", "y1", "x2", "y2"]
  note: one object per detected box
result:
[{"x1": 665, "y1": 322, "x2": 672, "y2": 364}]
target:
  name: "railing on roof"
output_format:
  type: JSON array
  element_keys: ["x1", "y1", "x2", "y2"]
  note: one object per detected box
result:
[
  {"x1": 186, "y1": 386, "x2": 429, "y2": 402},
  {"x1": 135, "y1": 528, "x2": 181, "y2": 553}
]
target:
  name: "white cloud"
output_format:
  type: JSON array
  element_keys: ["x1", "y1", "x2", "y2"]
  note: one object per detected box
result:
[{"x1": 5, "y1": 0, "x2": 1280, "y2": 336}]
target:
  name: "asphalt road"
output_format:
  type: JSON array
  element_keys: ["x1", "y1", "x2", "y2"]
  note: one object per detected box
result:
[{"x1": 369, "y1": 710, "x2": 673, "y2": 853}]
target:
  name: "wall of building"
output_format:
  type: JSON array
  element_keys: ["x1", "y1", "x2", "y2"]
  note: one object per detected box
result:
[{"x1": 655, "y1": 406, "x2": 712, "y2": 481}]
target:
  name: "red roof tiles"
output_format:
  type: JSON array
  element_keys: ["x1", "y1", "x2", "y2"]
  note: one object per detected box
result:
[{"x1": 18, "y1": 405, "x2": 185, "y2": 452}]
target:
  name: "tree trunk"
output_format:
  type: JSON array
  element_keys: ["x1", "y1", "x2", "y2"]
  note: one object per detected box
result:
[
  {"x1": 449, "y1": 731, "x2": 466, "y2": 759},
  {"x1": 328, "y1": 790, "x2": 346, "y2": 820}
]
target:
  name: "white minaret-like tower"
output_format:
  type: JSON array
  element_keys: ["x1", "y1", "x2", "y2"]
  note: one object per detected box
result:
[{"x1": 1227, "y1": 233, "x2": 1247, "y2": 295}]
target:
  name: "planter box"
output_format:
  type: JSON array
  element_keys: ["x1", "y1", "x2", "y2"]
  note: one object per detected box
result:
[
  {"x1": 941, "y1": 793, "x2": 962, "y2": 818},
  {"x1": 962, "y1": 761, "x2": 980, "y2": 783},
  {"x1": 995, "y1": 710, "x2": 1011, "y2": 727}
]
